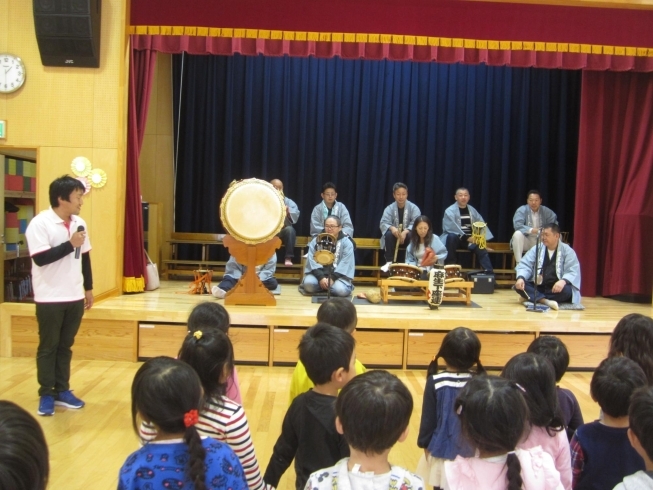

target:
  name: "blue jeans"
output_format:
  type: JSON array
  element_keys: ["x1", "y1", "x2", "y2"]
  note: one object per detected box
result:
[
  {"x1": 302, "y1": 274, "x2": 354, "y2": 297},
  {"x1": 444, "y1": 233, "x2": 493, "y2": 272}
]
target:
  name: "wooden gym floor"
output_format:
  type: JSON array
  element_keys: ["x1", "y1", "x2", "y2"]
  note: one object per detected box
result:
[
  {"x1": 0, "y1": 281, "x2": 650, "y2": 489},
  {"x1": 1, "y1": 359, "x2": 599, "y2": 490}
]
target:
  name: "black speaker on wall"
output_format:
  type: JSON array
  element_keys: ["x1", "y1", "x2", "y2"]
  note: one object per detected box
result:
[{"x1": 33, "y1": 0, "x2": 102, "y2": 68}]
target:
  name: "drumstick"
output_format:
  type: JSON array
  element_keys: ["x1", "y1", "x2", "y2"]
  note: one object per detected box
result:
[{"x1": 393, "y1": 224, "x2": 403, "y2": 263}]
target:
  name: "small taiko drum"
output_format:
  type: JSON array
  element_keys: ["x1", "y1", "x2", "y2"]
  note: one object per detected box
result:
[
  {"x1": 388, "y1": 263, "x2": 422, "y2": 281},
  {"x1": 220, "y1": 178, "x2": 285, "y2": 244},
  {"x1": 314, "y1": 233, "x2": 337, "y2": 265},
  {"x1": 444, "y1": 264, "x2": 464, "y2": 283}
]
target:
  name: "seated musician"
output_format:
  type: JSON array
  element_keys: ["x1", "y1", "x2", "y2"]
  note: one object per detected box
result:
[
  {"x1": 512, "y1": 190, "x2": 558, "y2": 264},
  {"x1": 405, "y1": 215, "x2": 447, "y2": 277},
  {"x1": 211, "y1": 253, "x2": 278, "y2": 299},
  {"x1": 302, "y1": 216, "x2": 355, "y2": 297},
  {"x1": 270, "y1": 179, "x2": 300, "y2": 266},
  {"x1": 441, "y1": 187, "x2": 494, "y2": 273},
  {"x1": 309, "y1": 182, "x2": 354, "y2": 237},
  {"x1": 514, "y1": 223, "x2": 581, "y2": 310},
  {"x1": 379, "y1": 182, "x2": 421, "y2": 264}
]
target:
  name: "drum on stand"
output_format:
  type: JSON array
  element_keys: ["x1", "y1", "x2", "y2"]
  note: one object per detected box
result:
[
  {"x1": 219, "y1": 178, "x2": 285, "y2": 306},
  {"x1": 444, "y1": 264, "x2": 464, "y2": 283},
  {"x1": 220, "y1": 178, "x2": 286, "y2": 244},
  {"x1": 388, "y1": 263, "x2": 422, "y2": 281}
]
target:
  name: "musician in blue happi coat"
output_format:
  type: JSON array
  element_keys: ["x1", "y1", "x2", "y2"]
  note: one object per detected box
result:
[
  {"x1": 212, "y1": 253, "x2": 278, "y2": 299},
  {"x1": 271, "y1": 179, "x2": 301, "y2": 266},
  {"x1": 379, "y1": 182, "x2": 421, "y2": 263},
  {"x1": 302, "y1": 216, "x2": 355, "y2": 297},
  {"x1": 309, "y1": 182, "x2": 354, "y2": 237},
  {"x1": 512, "y1": 190, "x2": 558, "y2": 264},
  {"x1": 440, "y1": 188, "x2": 494, "y2": 272},
  {"x1": 515, "y1": 223, "x2": 581, "y2": 311}
]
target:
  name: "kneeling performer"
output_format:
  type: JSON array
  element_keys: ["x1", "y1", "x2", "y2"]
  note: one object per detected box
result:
[
  {"x1": 212, "y1": 253, "x2": 278, "y2": 299},
  {"x1": 302, "y1": 216, "x2": 355, "y2": 297}
]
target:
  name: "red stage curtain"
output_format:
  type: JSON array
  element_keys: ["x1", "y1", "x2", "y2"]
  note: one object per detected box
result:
[
  {"x1": 574, "y1": 71, "x2": 653, "y2": 298},
  {"x1": 131, "y1": 34, "x2": 653, "y2": 70},
  {"x1": 123, "y1": 43, "x2": 157, "y2": 292}
]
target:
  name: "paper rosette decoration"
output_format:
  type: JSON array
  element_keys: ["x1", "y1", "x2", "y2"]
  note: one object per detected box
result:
[
  {"x1": 76, "y1": 176, "x2": 91, "y2": 195},
  {"x1": 71, "y1": 157, "x2": 92, "y2": 177},
  {"x1": 89, "y1": 169, "x2": 108, "y2": 188}
]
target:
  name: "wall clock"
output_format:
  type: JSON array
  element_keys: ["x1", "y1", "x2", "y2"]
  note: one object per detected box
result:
[{"x1": 0, "y1": 54, "x2": 26, "y2": 94}]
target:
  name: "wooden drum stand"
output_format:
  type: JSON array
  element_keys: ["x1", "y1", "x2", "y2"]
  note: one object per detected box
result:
[{"x1": 222, "y1": 235, "x2": 281, "y2": 306}]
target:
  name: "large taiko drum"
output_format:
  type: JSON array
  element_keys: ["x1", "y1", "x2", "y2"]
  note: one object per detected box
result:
[
  {"x1": 388, "y1": 263, "x2": 422, "y2": 281},
  {"x1": 314, "y1": 233, "x2": 337, "y2": 265},
  {"x1": 220, "y1": 178, "x2": 286, "y2": 244}
]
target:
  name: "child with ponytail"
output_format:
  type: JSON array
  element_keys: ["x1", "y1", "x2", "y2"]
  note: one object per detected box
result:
[
  {"x1": 416, "y1": 327, "x2": 485, "y2": 489},
  {"x1": 119, "y1": 356, "x2": 247, "y2": 490},
  {"x1": 501, "y1": 353, "x2": 571, "y2": 489},
  {"x1": 444, "y1": 375, "x2": 563, "y2": 490},
  {"x1": 139, "y1": 329, "x2": 267, "y2": 490}
]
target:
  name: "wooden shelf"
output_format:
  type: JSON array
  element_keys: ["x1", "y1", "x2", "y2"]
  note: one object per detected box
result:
[
  {"x1": 4, "y1": 191, "x2": 35, "y2": 199},
  {"x1": 3, "y1": 249, "x2": 29, "y2": 260}
]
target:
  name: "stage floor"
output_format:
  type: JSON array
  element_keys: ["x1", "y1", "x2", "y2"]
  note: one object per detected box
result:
[{"x1": 87, "y1": 280, "x2": 651, "y2": 333}]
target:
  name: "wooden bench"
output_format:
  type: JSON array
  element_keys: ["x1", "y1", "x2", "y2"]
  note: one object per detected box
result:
[
  {"x1": 162, "y1": 234, "x2": 517, "y2": 286},
  {"x1": 163, "y1": 233, "x2": 226, "y2": 279}
]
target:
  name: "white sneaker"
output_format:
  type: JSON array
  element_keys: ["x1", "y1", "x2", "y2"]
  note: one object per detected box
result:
[
  {"x1": 212, "y1": 286, "x2": 226, "y2": 299},
  {"x1": 543, "y1": 299, "x2": 559, "y2": 310}
]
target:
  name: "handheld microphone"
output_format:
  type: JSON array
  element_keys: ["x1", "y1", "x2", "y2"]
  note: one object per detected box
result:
[{"x1": 75, "y1": 225, "x2": 85, "y2": 259}]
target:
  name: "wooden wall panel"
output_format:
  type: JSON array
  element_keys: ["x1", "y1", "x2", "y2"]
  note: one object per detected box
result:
[
  {"x1": 406, "y1": 332, "x2": 448, "y2": 367},
  {"x1": 230, "y1": 326, "x2": 269, "y2": 363},
  {"x1": 355, "y1": 330, "x2": 404, "y2": 367},
  {"x1": 12, "y1": 316, "x2": 137, "y2": 361},
  {"x1": 477, "y1": 333, "x2": 536, "y2": 368},
  {"x1": 0, "y1": 0, "x2": 128, "y2": 298},
  {"x1": 273, "y1": 328, "x2": 306, "y2": 363},
  {"x1": 140, "y1": 53, "x2": 174, "y2": 263},
  {"x1": 138, "y1": 323, "x2": 187, "y2": 358},
  {"x1": 552, "y1": 334, "x2": 610, "y2": 369}
]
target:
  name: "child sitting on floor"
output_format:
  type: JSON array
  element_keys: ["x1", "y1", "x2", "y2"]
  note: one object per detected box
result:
[
  {"x1": 444, "y1": 375, "x2": 563, "y2": 489},
  {"x1": 417, "y1": 327, "x2": 485, "y2": 489},
  {"x1": 265, "y1": 323, "x2": 356, "y2": 490},
  {"x1": 138, "y1": 329, "x2": 266, "y2": 489},
  {"x1": 119, "y1": 356, "x2": 247, "y2": 489},
  {"x1": 288, "y1": 298, "x2": 366, "y2": 403},
  {"x1": 527, "y1": 335, "x2": 584, "y2": 440},
  {"x1": 614, "y1": 385, "x2": 653, "y2": 489},
  {"x1": 502, "y1": 352, "x2": 572, "y2": 489},
  {"x1": 305, "y1": 370, "x2": 424, "y2": 490},
  {"x1": 187, "y1": 301, "x2": 242, "y2": 404},
  {"x1": 571, "y1": 357, "x2": 647, "y2": 489}
]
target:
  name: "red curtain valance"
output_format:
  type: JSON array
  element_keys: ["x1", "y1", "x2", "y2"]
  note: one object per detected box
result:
[
  {"x1": 131, "y1": 32, "x2": 653, "y2": 71},
  {"x1": 130, "y1": 0, "x2": 653, "y2": 55}
]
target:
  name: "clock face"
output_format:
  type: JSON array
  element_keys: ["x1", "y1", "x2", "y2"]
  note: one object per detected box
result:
[{"x1": 0, "y1": 54, "x2": 26, "y2": 94}]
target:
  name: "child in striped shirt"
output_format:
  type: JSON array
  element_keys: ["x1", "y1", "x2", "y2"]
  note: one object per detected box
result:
[{"x1": 139, "y1": 328, "x2": 266, "y2": 490}]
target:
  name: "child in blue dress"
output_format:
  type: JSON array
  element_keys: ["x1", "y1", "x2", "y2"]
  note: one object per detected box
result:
[
  {"x1": 416, "y1": 327, "x2": 485, "y2": 489},
  {"x1": 118, "y1": 356, "x2": 248, "y2": 490}
]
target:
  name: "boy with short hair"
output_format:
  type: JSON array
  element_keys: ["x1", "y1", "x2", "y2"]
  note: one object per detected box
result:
[
  {"x1": 288, "y1": 298, "x2": 366, "y2": 403},
  {"x1": 305, "y1": 370, "x2": 424, "y2": 490},
  {"x1": 614, "y1": 385, "x2": 653, "y2": 489},
  {"x1": 571, "y1": 357, "x2": 647, "y2": 489},
  {"x1": 264, "y1": 323, "x2": 357, "y2": 490},
  {"x1": 528, "y1": 335, "x2": 584, "y2": 440}
]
